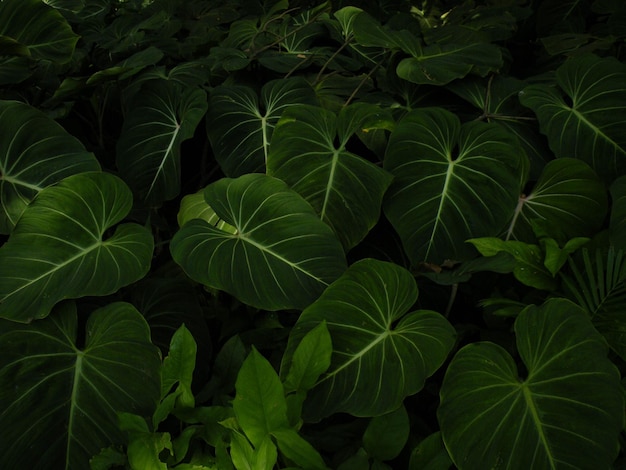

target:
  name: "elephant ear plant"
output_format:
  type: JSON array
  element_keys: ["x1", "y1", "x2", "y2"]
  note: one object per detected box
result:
[{"x1": 1, "y1": 0, "x2": 626, "y2": 468}]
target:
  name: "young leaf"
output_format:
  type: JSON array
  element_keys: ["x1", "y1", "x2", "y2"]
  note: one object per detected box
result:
[
  {"x1": 272, "y1": 428, "x2": 329, "y2": 470},
  {"x1": 0, "y1": 172, "x2": 154, "y2": 322},
  {"x1": 119, "y1": 412, "x2": 171, "y2": 470},
  {"x1": 0, "y1": 302, "x2": 161, "y2": 469},
  {"x1": 282, "y1": 320, "x2": 332, "y2": 394},
  {"x1": 285, "y1": 258, "x2": 456, "y2": 421},
  {"x1": 438, "y1": 298, "x2": 624, "y2": 469},
  {"x1": 171, "y1": 174, "x2": 347, "y2": 311},
  {"x1": 234, "y1": 347, "x2": 289, "y2": 448}
]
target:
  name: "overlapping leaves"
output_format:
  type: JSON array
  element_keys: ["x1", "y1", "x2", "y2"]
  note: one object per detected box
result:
[
  {"x1": 0, "y1": 301, "x2": 161, "y2": 470},
  {"x1": 268, "y1": 103, "x2": 393, "y2": 249},
  {"x1": 0, "y1": 100, "x2": 100, "y2": 233},
  {"x1": 171, "y1": 174, "x2": 347, "y2": 311},
  {"x1": 284, "y1": 259, "x2": 456, "y2": 421},
  {"x1": 0, "y1": 172, "x2": 153, "y2": 322}
]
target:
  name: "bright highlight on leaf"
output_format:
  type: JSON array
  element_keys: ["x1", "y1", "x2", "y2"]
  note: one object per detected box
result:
[{"x1": 171, "y1": 173, "x2": 347, "y2": 311}]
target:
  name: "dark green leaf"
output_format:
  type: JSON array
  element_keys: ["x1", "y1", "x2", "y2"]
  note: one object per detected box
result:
[{"x1": 363, "y1": 405, "x2": 410, "y2": 461}]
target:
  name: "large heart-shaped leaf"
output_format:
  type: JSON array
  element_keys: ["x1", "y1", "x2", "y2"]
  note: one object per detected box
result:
[
  {"x1": 206, "y1": 78, "x2": 317, "y2": 176},
  {"x1": 268, "y1": 103, "x2": 393, "y2": 249},
  {"x1": 284, "y1": 258, "x2": 456, "y2": 421},
  {"x1": 116, "y1": 80, "x2": 208, "y2": 204},
  {"x1": 383, "y1": 107, "x2": 524, "y2": 265},
  {"x1": 504, "y1": 158, "x2": 608, "y2": 243},
  {"x1": 438, "y1": 298, "x2": 624, "y2": 469},
  {"x1": 0, "y1": 301, "x2": 161, "y2": 470},
  {"x1": 0, "y1": 0, "x2": 79, "y2": 63},
  {"x1": 0, "y1": 172, "x2": 154, "y2": 322},
  {"x1": 170, "y1": 174, "x2": 347, "y2": 311},
  {"x1": 0, "y1": 100, "x2": 100, "y2": 233},
  {"x1": 520, "y1": 54, "x2": 626, "y2": 183}
]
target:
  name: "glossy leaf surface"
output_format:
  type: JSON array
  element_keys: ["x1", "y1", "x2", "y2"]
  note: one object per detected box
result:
[
  {"x1": 0, "y1": 100, "x2": 100, "y2": 233},
  {"x1": 439, "y1": 299, "x2": 623, "y2": 469},
  {"x1": 285, "y1": 259, "x2": 455, "y2": 421},
  {"x1": 0, "y1": 302, "x2": 161, "y2": 470},
  {"x1": 384, "y1": 107, "x2": 523, "y2": 265},
  {"x1": 268, "y1": 103, "x2": 393, "y2": 249},
  {"x1": 171, "y1": 174, "x2": 347, "y2": 311},
  {"x1": 0, "y1": 172, "x2": 154, "y2": 322}
]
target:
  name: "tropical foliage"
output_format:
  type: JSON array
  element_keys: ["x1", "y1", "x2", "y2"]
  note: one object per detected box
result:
[{"x1": 1, "y1": 0, "x2": 626, "y2": 468}]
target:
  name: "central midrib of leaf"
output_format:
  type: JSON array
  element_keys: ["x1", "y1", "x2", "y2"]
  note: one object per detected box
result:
[
  {"x1": 521, "y1": 383, "x2": 557, "y2": 469},
  {"x1": 65, "y1": 351, "x2": 82, "y2": 470},
  {"x1": 320, "y1": 148, "x2": 341, "y2": 221},
  {"x1": 238, "y1": 234, "x2": 328, "y2": 285},
  {"x1": 147, "y1": 120, "x2": 181, "y2": 198},
  {"x1": 426, "y1": 159, "x2": 455, "y2": 260},
  {"x1": 0, "y1": 173, "x2": 43, "y2": 191}
]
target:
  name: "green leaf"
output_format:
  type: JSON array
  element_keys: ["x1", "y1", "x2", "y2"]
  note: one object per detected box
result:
[
  {"x1": 610, "y1": 175, "x2": 626, "y2": 250},
  {"x1": 384, "y1": 107, "x2": 524, "y2": 265},
  {"x1": 234, "y1": 348, "x2": 289, "y2": 448},
  {"x1": 561, "y1": 248, "x2": 626, "y2": 361},
  {"x1": 504, "y1": 158, "x2": 608, "y2": 243},
  {"x1": 0, "y1": 100, "x2": 100, "y2": 233},
  {"x1": 0, "y1": 301, "x2": 161, "y2": 469},
  {"x1": 0, "y1": 0, "x2": 79, "y2": 63},
  {"x1": 396, "y1": 43, "x2": 503, "y2": 85},
  {"x1": 268, "y1": 103, "x2": 393, "y2": 250},
  {"x1": 408, "y1": 432, "x2": 452, "y2": 470},
  {"x1": 282, "y1": 321, "x2": 332, "y2": 394},
  {"x1": 285, "y1": 258, "x2": 456, "y2": 420},
  {"x1": 363, "y1": 405, "x2": 410, "y2": 461},
  {"x1": 520, "y1": 54, "x2": 626, "y2": 183},
  {"x1": 206, "y1": 78, "x2": 317, "y2": 177},
  {"x1": 171, "y1": 174, "x2": 347, "y2": 311},
  {"x1": 438, "y1": 298, "x2": 624, "y2": 469},
  {"x1": 468, "y1": 237, "x2": 556, "y2": 290},
  {"x1": 272, "y1": 428, "x2": 329, "y2": 470},
  {"x1": 177, "y1": 188, "x2": 237, "y2": 233},
  {"x1": 119, "y1": 413, "x2": 171, "y2": 470},
  {"x1": 116, "y1": 80, "x2": 208, "y2": 204},
  {"x1": 0, "y1": 172, "x2": 154, "y2": 322}
]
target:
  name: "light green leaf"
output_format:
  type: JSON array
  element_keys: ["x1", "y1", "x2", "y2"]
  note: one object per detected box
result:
[
  {"x1": 117, "y1": 80, "x2": 208, "y2": 204},
  {"x1": 504, "y1": 158, "x2": 608, "y2": 243},
  {"x1": 282, "y1": 321, "x2": 332, "y2": 394},
  {"x1": 268, "y1": 103, "x2": 393, "y2": 250},
  {"x1": 0, "y1": 100, "x2": 100, "y2": 233},
  {"x1": 272, "y1": 428, "x2": 329, "y2": 470},
  {"x1": 177, "y1": 189, "x2": 237, "y2": 233},
  {"x1": 438, "y1": 298, "x2": 624, "y2": 469},
  {"x1": 206, "y1": 78, "x2": 317, "y2": 177},
  {"x1": 0, "y1": 172, "x2": 153, "y2": 322},
  {"x1": 234, "y1": 348, "x2": 289, "y2": 448},
  {"x1": 119, "y1": 413, "x2": 171, "y2": 470},
  {"x1": 285, "y1": 258, "x2": 456, "y2": 421},
  {"x1": 468, "y1": 237, "x2": 556, "y2": 290},
  {"x1": 0, "y1": 301, "x2": 161, "y2": 470},
  {"x1": 384, "y1": 107, "x2": 524, "y2": 265},
  {"x1": 520, "y1": 54, "x2": 626, "y2": 183},
  {"x1": 363, "y1": 405, "x2": 410, "y2": 461},
  {"x1": 171, "y1": 174, "x2": 347, "y2": 311},
  {"x1": 0, "y1": 0, "x2": 79, "y2": 63}
]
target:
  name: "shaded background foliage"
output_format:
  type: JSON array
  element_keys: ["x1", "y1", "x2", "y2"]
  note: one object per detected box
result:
[{"x1": 1, "y1": 0, "x2": 626, "y2": 468}]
